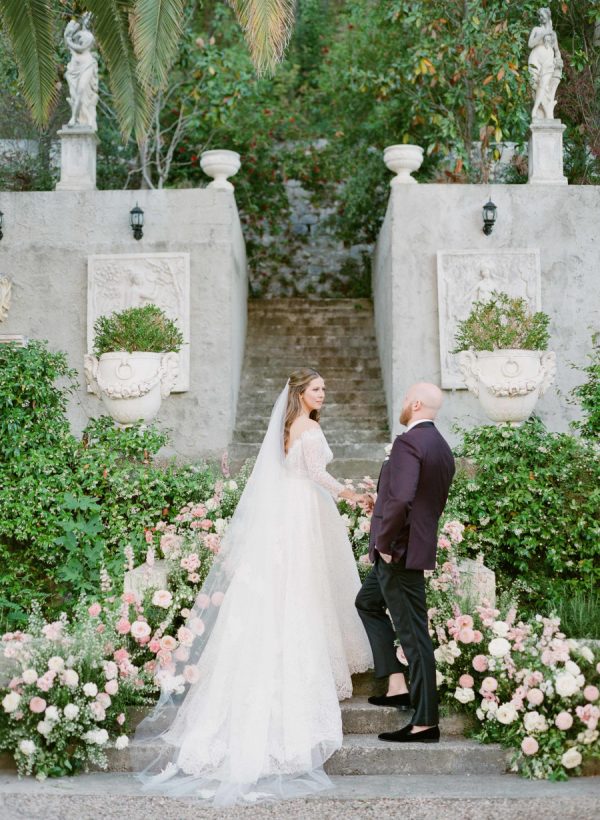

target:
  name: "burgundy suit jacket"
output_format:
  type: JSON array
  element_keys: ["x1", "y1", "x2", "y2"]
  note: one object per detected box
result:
[{"x1": 369, "y1": 421, "x2": 455, "y2": 570}]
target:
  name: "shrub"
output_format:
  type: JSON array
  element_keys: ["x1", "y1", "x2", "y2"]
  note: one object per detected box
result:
[
  {"x1": 570, "y1": 334, "x2": 600, "y2": 441},
  {"x1": 453, "y1": 292, "x2": 550, "y2": 352},
  {"x1": 448, "y1": 419, "x2": 600, "y2": 611},
  {"x1": 92, "y1": 305, "x2": 184, "y2": 356}
]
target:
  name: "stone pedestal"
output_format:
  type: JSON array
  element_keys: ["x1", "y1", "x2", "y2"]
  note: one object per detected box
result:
[
  {"x1": 124, "y1": 560, "x2": 169, "y2": 600},
  {"x1": 56, "y1": 126, "x2": 98, "y2": 191},
  {"x1": 528, "y1": 119, "x2": 567, "y2": 185},
  {"x1": 457, "y1": 557, "x2": 496, "y2": 607}
]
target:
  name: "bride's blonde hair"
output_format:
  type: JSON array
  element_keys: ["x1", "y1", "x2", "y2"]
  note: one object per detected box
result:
[{"x1": 284, "y1": 368, "x2": 321, "y2": 453}]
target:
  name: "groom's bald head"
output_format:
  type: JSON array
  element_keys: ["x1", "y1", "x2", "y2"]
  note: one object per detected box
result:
[{"x1": 400, "y1": 382, "x2": 444, "y2": 426}]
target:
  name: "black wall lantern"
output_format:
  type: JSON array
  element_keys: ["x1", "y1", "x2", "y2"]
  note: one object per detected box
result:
[
  {"x1": 129, "y1": 203, "x2": 144, "y2": 240},
  {"x1": 0, "y1": 210, "x2": 4, "y2": 241},
  {"x1": 482, "y1": 198, "x2": 497, "y2": 236}
]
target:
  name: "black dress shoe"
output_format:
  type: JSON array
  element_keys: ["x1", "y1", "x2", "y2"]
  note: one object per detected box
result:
[
  {"x1": 378, "y1": 724, "x2": 440, "y2": 743},
  {"x1": 367, "y1": 693, "x2": 411, "y2": 710}
]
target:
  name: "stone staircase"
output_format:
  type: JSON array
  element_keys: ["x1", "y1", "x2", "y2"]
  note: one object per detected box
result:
[{"x1": 229, "y1": 298, "x2": 390, "y2": 481}]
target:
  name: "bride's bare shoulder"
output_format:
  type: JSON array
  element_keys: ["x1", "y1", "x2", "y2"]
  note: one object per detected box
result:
[{"x1": 288, "y1": 417, "x2": 320, "y2": 448}]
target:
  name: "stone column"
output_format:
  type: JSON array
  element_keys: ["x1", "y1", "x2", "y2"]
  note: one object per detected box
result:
[
  {"x1": 528, "y1": 119, "x2": 567, "y2": 185},
  {"x1": 56, "y1": 126, "x2": 98, "y2": 191}
]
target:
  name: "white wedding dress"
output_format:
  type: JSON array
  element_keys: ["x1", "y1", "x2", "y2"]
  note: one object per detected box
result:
[{"x1": 135, "y1": 385, "x2": 372, "y2": 806}]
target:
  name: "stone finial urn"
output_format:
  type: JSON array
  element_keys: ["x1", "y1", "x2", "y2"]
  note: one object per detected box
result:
[
  {"x1": 84, "y1": 351, "x2": 179, "y2": 425},
  {"x1": 457, "y1": 349, "x2": 556, "y2": 425},
  {"x1": 383, "y1": 144, "x2": 424, "y2": 184},
  {"x1": 200, "y1": 149, "x2": 241, "y2": 190}
]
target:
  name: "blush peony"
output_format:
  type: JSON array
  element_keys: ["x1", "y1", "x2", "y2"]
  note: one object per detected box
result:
[
  {"x1": 526, "y1": 688, "x2": 544, "y2": 706},
  {"x1": 472, "y1": 655, "x2": 489, "y2": 673},
  {"x1": 521, "y1": 736, "x2": 539, "y2": 756},
  {"x1": 488, "y1": 637, "x2": 510, "y2": 657},
  {"x1": 555, "y1": 711, "x2": 573, "y2": 730},
  {"x1": 151, "y1": 589, "x2": 173, "y2": 609},
  {"x1": 29, "y1": 697, "x2": 46, "y2": 714},
  {"x1": 561, "y1": 747, "x2": 582, "y2": 769},
  {"x1": 130, "y1": 621, "x2": 151, "y2": 640}
]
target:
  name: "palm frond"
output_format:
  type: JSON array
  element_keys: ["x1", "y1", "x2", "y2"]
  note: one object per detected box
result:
[
  {"x1": 0, "y1": 0, "x2": 57, "y2": 126},
  {"x1": 131, "y1": 0, "x2": 185, "y2": 93},
  {"x1": 85, "y1": 0, "x2": 150, "y2": 142},
  {"x1": 229, "y1": 0, "x2": 295, "y2": 75}
]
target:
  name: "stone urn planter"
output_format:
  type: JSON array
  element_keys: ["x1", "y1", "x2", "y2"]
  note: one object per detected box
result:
[
  {"x1": 84, "y1": 350, "x2": 179, "y2": 425},
  {"x1": 383, "y1": 144, "x2": 424, "y2": 184},
  {"x1": 200, "y1": 149, "x2": 241, "y2": 190},
  {"x1": 457, "y1": 348, "x2": 556, "y2": 424}
]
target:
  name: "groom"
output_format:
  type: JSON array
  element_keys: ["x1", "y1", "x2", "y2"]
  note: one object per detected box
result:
[{"x1": 356, "y1": 382, "x2": 455, "y2": 743}]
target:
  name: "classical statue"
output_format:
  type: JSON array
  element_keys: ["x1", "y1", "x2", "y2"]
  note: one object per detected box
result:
[
  {"x1": 64, "y1": 13, "x2": 98, "y2": 130},
  {"x1": 528, "y1": 8, "x2": 563, "y2": 120}
]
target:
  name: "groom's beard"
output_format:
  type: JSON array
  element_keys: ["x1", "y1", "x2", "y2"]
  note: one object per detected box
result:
[{"x1": 399, "y1": 407, "x2": 411, "y2": 427}]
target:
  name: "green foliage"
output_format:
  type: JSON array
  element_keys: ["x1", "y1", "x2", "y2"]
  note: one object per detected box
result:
[
  {"x1": 453, "y1": 292, "x2": 550, "y2": 352},
  {"x1": 570, "y1": 334, "x2": 600, "y2": 441},
  {"x1": 0, "y1": 340, "x2": 220, "y2": 626},
  {"x1": 548, "y1": 586, "x2": 600, "y2": 640},
  {"x1": 448, "y1": 419, "x2": 600, "y2": 613},
  {"x1": 92, "y1": 304, "x2": 184, "y2": 355}
]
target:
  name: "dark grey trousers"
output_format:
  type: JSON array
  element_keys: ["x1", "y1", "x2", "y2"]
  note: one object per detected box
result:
[{"x1": 355, "y1": 559, "x2": 439, "y2": 726}]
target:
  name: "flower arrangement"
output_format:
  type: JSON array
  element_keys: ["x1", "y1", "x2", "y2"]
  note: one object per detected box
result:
[
  {"x1": 452, "y1": 291, "x2": 550, "y2": 353},
  {"x1": 0, "y1": 603, "x2": 140, "y2": 779},
  {"x1": 431, "y1": 601, "x2": 599, "y2": 779},
  {"x1": 92, "y1": 304, "x2": 184, "y2": 356}
]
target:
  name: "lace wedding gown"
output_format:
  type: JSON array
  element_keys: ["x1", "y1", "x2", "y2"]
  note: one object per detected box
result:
[{"x1": 136, "y1": 404, "x2": 372, "y2": 806}]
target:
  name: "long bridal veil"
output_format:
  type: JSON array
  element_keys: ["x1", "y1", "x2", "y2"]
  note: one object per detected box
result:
[{"x1": 132, "y1": 382, "x2": 336, "y2": 805}]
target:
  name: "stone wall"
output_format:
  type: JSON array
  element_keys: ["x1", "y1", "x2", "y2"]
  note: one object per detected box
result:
[
  {"x1": 372, "y1": 183, "x2": 600, "y2": 442},
  {"x1": 0, "y1": 188, "x2": 247, "y2": 459}
]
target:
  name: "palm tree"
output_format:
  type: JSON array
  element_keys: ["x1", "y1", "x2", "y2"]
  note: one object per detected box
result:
[{"x1": 0, "y1": 0, "x2": 294, "y2": 142}]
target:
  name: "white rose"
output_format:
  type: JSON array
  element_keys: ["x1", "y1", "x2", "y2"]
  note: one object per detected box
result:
[
  {"x1": 436, "y1": 670, "x2": 445, "y2": 687},
  {"x1": 476, "y1": 708, "x2": 484, "y2": 720},
  {"x1": 523, "y1": 711, "x2": 548, "y2": 733},
  {"x1": 448, "y1": 640, "x2": 461, "y2": 658},
  {"x1": 18, "y1": 739, "x2": 36, "y2": 756},
  {"x1": 561, "y1": 747, "x2": 582, "y2": 769},
  {"x1": 496, "y1": 703, "x2": 517, "y2": 724},
  {"x1": 214, "y1": 518, "x2": 227, "y2": 535},
  {"x1": 22, "y1": 668, "x2": 38, "y2": 684},
  {"x1": 45, "y1": 705, "x2": 60, "y2": 722},
  {"x1": 488, "y1": 638, "x2": 511, "y2": 658},
  {"x1": 454, "y1": 687, "x2": 475, "y2": 704},
  {"x1": 565, "y1": 660, "x2": 581, "y2": 676},
  {"x1": 63, "y1": 703, "x2": 79, "y2": 720},
  {"x1": 2, "y1": 691, "x2": 21, "y2": 713},
  {"x1": 115, "y1": 735, "x2": 129, "y2": 750},
  {"x1": 103, "y1": 661, "x2": 118, "y2": 680},
  {"x1": 579, "y1": 646, "x2": 594, "y2": 664},
  {"x1": 83, "y1": 682, "x2": 98, "y2": 697},
  {"x1": 205, "y1": 498, "x2": 218, "y2": 511},
  {"x1": 227, "y1": 480, "x2": 238, "y2": 491},
  {"x1": 492, "y1": 621, "x2": 510, "y2": 638},
  {"x1": 47, "y1": 656, "x2": 64, "y2": 672},
  {"x1": 62, "y1": 669, "x2": 79, "y2": 688},
  {"x1": 83, "y1": 728, "x2": 108, "y2": 745},
  {"x1": 555, "y1": 672, "x2": 579, "y2": 698},
  {"x1": 37, "y1": 720, "x2": 52, "y2": 736}
]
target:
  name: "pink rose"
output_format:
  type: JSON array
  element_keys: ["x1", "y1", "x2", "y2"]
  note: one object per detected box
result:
[
  {"x1": 29, "y1": 697, "x2": 46, "y2": 713},
  {"x1": 456, "y1": 615, "x2": 474, "y2": 630},
  {"x1": 472, "y1": 655, "x2": 488, "y2": 673},
  {"x1": 174, "y1": 646, "x2": 190, "y2": 662},
  {"x1": 437, "y1": 535, "x2": 451, "y2": 550},
  {"x1": 151, "y1": 589, "x2": 173, "y2": 609},
  {"x1": 211, "y1": 592, "x2": 225, "y2": 607},
  {"x1": 177, "y1": 626, "x2": 194, "y2": 647},
  {"x1": 116, "y1": 618, "x2": 131, "y2": 635},
  {"x1": 105, "y1": 679, "x2": 118, "y2": 695},
  {"x1": 159, "y1": 533, "x2": 183, "y2": 556},
  {"x1": 144, "y1": 529, "x2": 154, "y2": 544},
  {"x1": 160, "y1": 635, "x2": 177, "y2": 651},
  {"x1": 88, "y1": 603, "x2": 102, "y2": 617},
  {"x1": 459, "y1": 674, "x2": 474, "y2": 689},
  {"x1": 130, "y1": 621, "x2": 151, "y2": 640},
  {"x1": 148, "y1": 639, "x2": 161, "y2": 653},
  {"x1": 480, "y1": 676, "x2": 498, "y2": 693},
  {"x1": 188, "y1": 573, "x2": 200, "y2": 583},
  {"x1": 196, "y1": 594, "x2": 211, "y2": 610},
  {"x1": 457, "y1": 627, "x2": 475, "y2": 644},
  {"x1": 584, "y1": 685, "x2": 599, "y2": 702},
  {"x1": 117, "y1": 712, "x2": 125, "y2": 725},
  {"x1": 555, "y1": 711, "x2": 573, "y2": 730},
  {"x1": 527, "y1": 688, "x2": 544, "y2": 706},
  {"x1": 183, "y1": 665, "x2": 200, "y2": 684},
  {"x1": 113, "y1": 648, "x2": 129, "y2": 663},
  {"x1": 190, "y1": 617, "x2": 205, "y2": 636},
  {"x1": 191, "y1": 504, "x2": 207, "y2": 518},
  {"x1": 122, "y1": 592, "x2": 137, "y2": 605},
  {"x1": 472, "y1": 630, "x2": 484, "y2": 643},
  {"x1": 200, "y1": 519, "x2": 213, "y2": 531},
  {"x1": 521, "y1": 736, "x2": 539, "y2": 756}
]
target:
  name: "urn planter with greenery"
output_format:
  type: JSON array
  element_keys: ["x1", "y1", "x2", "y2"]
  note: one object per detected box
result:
[
  {"x1": 84, "y1": 305, "x2": 184, "y2": 425},
  {"x1": 454, "y1": 292, "x2": 556, "y2": 424}
]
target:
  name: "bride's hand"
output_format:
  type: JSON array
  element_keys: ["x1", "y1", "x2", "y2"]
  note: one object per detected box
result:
[
  {"x1": 338, "y1": 488, "x2": 361, "y2": 505},
  {"x1": 360, "y1": 493, "x2": 375, "y2": 513}
]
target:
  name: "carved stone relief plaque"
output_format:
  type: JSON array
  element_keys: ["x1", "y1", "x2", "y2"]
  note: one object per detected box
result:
[
  {"x1": 88, "y1": 253, "x2": 190, "y2": 391},
  {"x1": 437, "y1": 249, "x2": 541, "y2": 389}
]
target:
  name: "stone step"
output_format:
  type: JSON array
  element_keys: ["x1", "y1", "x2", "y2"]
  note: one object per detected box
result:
[
  {"x1": 249, "y1": 318, "x2": 376, "y2": 331},
  {"x1": 229, "y1": 441, "x2": 388, "y2": 461},
  {"x1": 2, "y1": 771, "x2": 599, "y2": 819},
  {"x1": 330, "y1": 459, "x2": 383, "y2": 481},
  {"x1": 233, "y1": 428, "x2": 389, "y2": 444},
  {"x1": 237, "y1": 388, "x2": 387, "y2": 405},
  {"x1": 249, "y1": 297, "x2": 374, "y2": 311},
  {"x1": 237, "y1": 407, "x2": 389, "y2": 423},
  {"x1": 340, "y1": 698, "x2": 470, "y2": 736},
  {"x1": 242, "y1": 360, "x2": 383, "y2": 376},
  {"x1": 324, "y1": 735, "x2": 508, "y2": 776},
  {"x1": 245, "y1": 334, "x2": 378, "y2": 348}
]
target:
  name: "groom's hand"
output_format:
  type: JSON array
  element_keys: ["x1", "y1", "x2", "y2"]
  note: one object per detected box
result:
[
  {"x1": 360, "y1": 493, "x2": 375, "y2": 513},
  {"x1": 377, "y1": 550, "x2": 392, "y2": 564}
]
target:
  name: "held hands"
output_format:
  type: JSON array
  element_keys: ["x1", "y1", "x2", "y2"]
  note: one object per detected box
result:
[{"x1": 338, "y1": 489, "x2": 374, "y2": 509}]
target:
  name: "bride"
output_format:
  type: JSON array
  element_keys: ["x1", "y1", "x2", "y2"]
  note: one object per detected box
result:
[{"x1": 134, "y1": 368, "x2": 373, "y2": 805}]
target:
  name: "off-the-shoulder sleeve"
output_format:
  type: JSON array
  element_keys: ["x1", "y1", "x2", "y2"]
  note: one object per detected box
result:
[{"x1": 301, "y1": 430, "x2": 344, "y2": 499}]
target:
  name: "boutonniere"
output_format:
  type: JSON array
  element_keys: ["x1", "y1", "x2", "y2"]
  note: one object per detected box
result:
[{"x1": 384, "y1": 442, "x2": 393, "y2": 462}]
